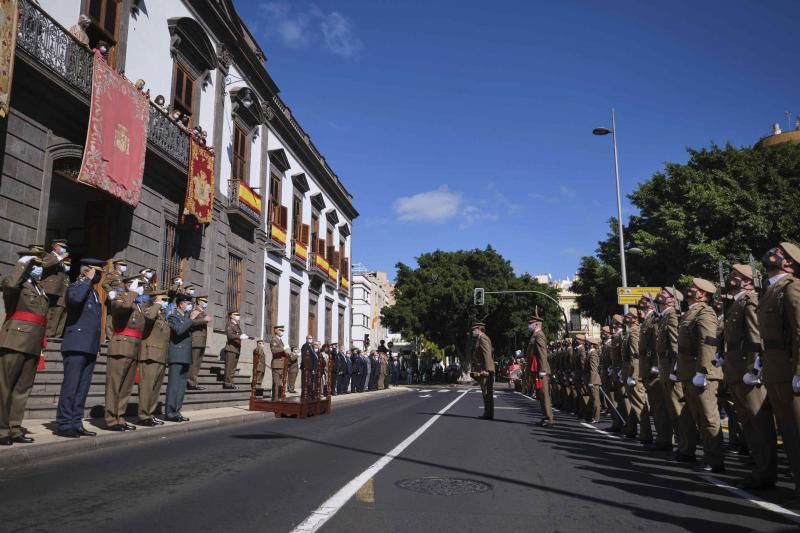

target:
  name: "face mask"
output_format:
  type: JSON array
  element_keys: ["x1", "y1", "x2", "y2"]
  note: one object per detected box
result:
[
  {"x1": 527, "y1": 323, "x2": 534, "y2": 331},
  {"x1": 175, "y1": 279, "x2": 182, "y2": 285},
  {"x1": 472, "y1": 330, "x2": 479, "y2": 337},
  {"x1": 119, "y1": 265, "x2": 127, "y2": 273},
  {"x1": 135, "y1": 286, "x2": 144, "y2": 296},
  {"x1": 199, "y1": 302, "x2": 207, "y2": 309},
  {"x1": 231, "y1": 315, "x2": 240, "y2": 322},
  {"x1": 30, "y1": 265, "x2": 43, "y2": 279},
  {"x1": 142, "y1": 272, "x2": 153, "y2": 280},
  {"x1": 184, "y1": 304, "x2": 193, "y2": 312},
  {"x1": 57, "y1": 247, "x2": 67, "y2": 255},
  {"x1": 159, "y1": 300, "x2": 169, "y2": 309}
]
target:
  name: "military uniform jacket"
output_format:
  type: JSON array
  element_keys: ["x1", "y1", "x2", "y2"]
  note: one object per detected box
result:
[
  {"x1": 574, "y1": 346, "x2": 587, "y2": 383},
  {"x1": 656, "y1": 308, "x2": 679, "y2": 378},
  {"x1": 471, "y1": 332, "x2": 495, "y2": 373},
  {"x1": 601, "y1": 341, "x2": 612, "y2": 379},
  {"x1": 588, "y1": 347, "x2": 601, "y2": 384},
  {"x1": 270, "y1": 336, "x2": 287, "y2": 370},
  {"x1": 624, "y1": 326, "x2": 641, "y2": 381},
  {"x1": 0, "y1": 263, "x2": 49, "y2": 355},
  {"x1": 611, "y1": 331, "x2": 624, "y2": 372},
  {"x1": 140, "y1": 305, "x2": 169, "y2": 364},
  {"x1": 254, "y1": 346, "x2": 267, "y2": 373},
  {"x1": 526, "y1": 330, "x2": 549, "y2": 374},
  {"x1": 723, "y1": 291, "x2": 761, "y2": 384},
  {"x1": 638, "y1": 311, "x2": 657, "y2": 380},
  {"x1": 40, "y1": 251, "x2": 66, "y2": 296},
  {"x1": 108, "y1": 292, "x2": 150, "y2": 359},
  {"x1": 101, "y1": 271, "x2": 124, "y2": 296},
  {"x1": 225, "y1": 320, "x2": 242, "y2": 355},
  {"x1": 190, "y1": 310, "x2": 208, "y2": 348},
  {"x1": 62, "y1": 278, "x2": 102, "y2": 354},
  {"x1": 677, "y1": 302, "x2": 720, "y2": 381},
  {"x1": 167, "y1": 312, "x2": 199, "y2": 364},
  {"x1": 757, "y1": 275, "x2": 800, "y2": 383}
]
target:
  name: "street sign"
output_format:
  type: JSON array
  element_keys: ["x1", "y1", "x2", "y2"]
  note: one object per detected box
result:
[{"x1": 617, "y1": 287, "x2": 660, "y2": 306}]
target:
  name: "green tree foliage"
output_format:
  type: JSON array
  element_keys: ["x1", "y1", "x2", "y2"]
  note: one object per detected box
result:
[
  {"x1": 574, "y1": 142, "x2": 800, "y2": 320},
  {"x1": 381, "y1": 246, "x2": 562, "y2": 362}
]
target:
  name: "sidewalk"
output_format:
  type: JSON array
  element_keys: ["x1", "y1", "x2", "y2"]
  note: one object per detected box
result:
[{"x1": 0, "y1": 386, "x2": 411, "y2": 470}]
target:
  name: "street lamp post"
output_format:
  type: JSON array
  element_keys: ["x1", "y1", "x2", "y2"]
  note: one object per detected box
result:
[{"x1": 593, "y1": 108, "x2": 629, "y2": 312}]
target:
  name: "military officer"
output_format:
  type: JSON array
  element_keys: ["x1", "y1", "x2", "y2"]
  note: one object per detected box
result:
[
  {"x1": 586, "y1": 337, "x2": 602, "y2": 423},
  {"x1": 55, "y1": 258, "x2": 105, "y2": 438},
  {"x1": 168, "y1": 276, "x2": 186, "y2": 298},
  {"x1": 105, "y1": 275, "x2": 151, "y2": 431},
  {"x1": 301, "y1": 336, "x2": 317, "y2": 397},
  {"x1": 270, "y1": 325, "x2": 290, "y2": 399},
  {"x1": 624, "y1": 309, "x2": 652, "y2": 443},
  {"x1": 165, "y1": 294, "x2": 204, "y2": 422},
  {"x1": 252, "y1": 338, "x2": 268, "y2": 396},
  {"x1": 639, "y1": 294, "x2": 672, "y2": 451},
  {"x1": 223, "y1": 311, "x2": 249, "y2": 389},
  {"x1": 187, "y1": 295, "x2": 209, "y2": 390},
  {"x1": 599, "y1": 327, "x2": 612, "y2": 412},
  {"x1": 101, "y1": 259, "x2": 127, "y2": 342},
  {"x1": 470, "y1": 321, "x2": 494, "y2": 420},
  {"x1": 756, "y1": 242, "x2": 800, "y2": 497},
  {"x1": 0, "y1": 251, "x2": 48, "y2": 445},
  {"x1": 656, "y1": 287, "x2": 682, "y2": 456},
  {"x1": 677, "y1": 278, "x2": 723, "y2": 472},
  {"x1": 41, "y1": 238, "x2": 69, "y2": 338},
  {"x1": 50, "y1": 257, "x2": 71, "y2": 338},
  {"x1": 724, "y1": 263, "x2": 777, "y2": 489},
  {"x1": 526, "y1": 309, "x2": 552, "y2": 426},
  {"x1": 287, "y1": 346, "x2": 300, "y2": 394},
  {"x1": 368, "y1": 351, "x2": 379, "y2": 391},
  {"x1": 136, "y1": 291, "x2": 170, "y2": 426},
  {"x1": 609, "y1": 314, "x2": 629, "y2": 433},
  {"x1": 139, "y1": 268, "x2": 157, "y2": 294}
]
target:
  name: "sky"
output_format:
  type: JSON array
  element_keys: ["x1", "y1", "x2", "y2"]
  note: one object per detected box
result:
[{"x1": 233, "y1": 0, "x2": 800, "y2": 281}]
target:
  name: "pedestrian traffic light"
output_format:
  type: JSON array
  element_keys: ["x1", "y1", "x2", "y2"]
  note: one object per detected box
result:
[{"x1": 474, "y1": 287, "x2": 484, "y2": 306}]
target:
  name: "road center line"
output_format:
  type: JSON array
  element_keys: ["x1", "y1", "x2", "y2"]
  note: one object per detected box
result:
[{"x1": 290, "y1": 389, "x2": 471, "y2": 533}]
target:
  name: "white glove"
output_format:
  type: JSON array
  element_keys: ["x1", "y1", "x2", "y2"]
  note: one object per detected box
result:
[
  {"x1": 711, "y1": 353, "x2": 723, "y2": 367},
  {"x1": 626, "y1": 377, "x2": 636, "y2": 387},
  {"x1": 669, "y1": 372, "x2": 678, "y2": 382},
  {"x1": 742, "y1": 372, "x2": 760, "y2": 386},
  {"x1": 792, "y1": 375, "x2": 800, "y2": 394},
  {"x1": 617, "y1": 370, "x2": 622, "y2": 380},
  {"x1": 129, "y1": 278, "x2": 139, "y2": 291},
  {"x1": 538, "y1": 371, "x2": 546, "y2": 378},
  {"x1": 753, "y1": 355, "x2": 763, "y2": 375},
  {"x1": 239, "y1": 334, "x2": 248, "y2": 340},
  {"x1": 607, "y1": 368, "x2": 613, "y2": 377},
  {"x1": 692, "y1": 372, "x2": 707, "y2": 389},
  {"x1": 650, "y1": 366, "x2": 659, "y2": 376},
  {"x1": 588, "y1": 383, "x2": 594, "y2": 388},
  {"x1": 107, "y1": 290, "x2": 117, "y2": 301},
  {"x1": 18, "y1": 255, "x2": 35, "y2": 264}
]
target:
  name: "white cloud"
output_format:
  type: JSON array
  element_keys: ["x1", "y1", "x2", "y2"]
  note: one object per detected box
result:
[
  {"x1": 258, "y1": 3, "x2": 362, "y2": 57},
  {"x1": 393, "y1": 186, "x2": 462, "y2": 222},
  {"x1": 459, "y1": 204, "x2": 498, "y2": 229}
]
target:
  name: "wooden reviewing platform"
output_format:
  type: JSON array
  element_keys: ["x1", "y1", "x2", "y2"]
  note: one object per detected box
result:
[{"x1": 248, "y1": 352, "x2": 333, "y2": 418}]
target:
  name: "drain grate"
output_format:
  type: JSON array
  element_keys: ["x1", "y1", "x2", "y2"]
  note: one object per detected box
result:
[{"x1": 395, "y1": 477, "x2": 492, "y2": 496}]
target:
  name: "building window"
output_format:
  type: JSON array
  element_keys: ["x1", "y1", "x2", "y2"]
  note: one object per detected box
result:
[
  {"x1": 84, "y1": 0, "x2": 121, "y2": 66},
  {"x1": 161, "y1": 221, "x2": 181, "y2": 288},
  {"x1": 264, "y1": 276, "x2": 278, "y2": 333},
  {"x1": 290, "y1": 287, "x2": 300, "y2": 348},
  {"x1": 308, "y1": 296, "x2": 318, "y2": 338},
  {"x1": 292, "y1": 190, "x2": 303, "y2": 242},
  {"x1": 232, "y1": 123, "x2": 249, "y2": 182},
  {"x1": 311, "y1": 212, "x2": 320, "y2": 253},
  {"x1": 226, "y1": 254, "x2": 243, "y2": 313},
  {"x1": 268, "y1": 173, "x2": 286, "y2": 227},
  {"x1": 338, "y1": 306, "x2": 345, "y2": 347},
  {"x1": 325, "y1": 299, "x2": 333, "y2": 345},
  {"x1": 570, "y1": 309, "x2": 581, "y2": 331},
  {"x1": 326, "y1": 227, "x2": 334, "y2": 264},
  {"x1": 171, "y1": 62, "x2": 195, "y2": 123}
]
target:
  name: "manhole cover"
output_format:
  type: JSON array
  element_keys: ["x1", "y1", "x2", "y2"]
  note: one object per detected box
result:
[{"x1": 395, "y1": 477, "x2": 492, "y2": 496}]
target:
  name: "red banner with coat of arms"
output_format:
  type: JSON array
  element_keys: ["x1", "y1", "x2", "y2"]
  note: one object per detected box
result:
[
  {"x1": 77, "y1": 51, "x2": 149, "y2": 207},
  {"x1": 183, "y1": 139, "x2": 215, "y2": 224},
  {"x1": 0, "y1": 0, "x2": 19, "y2": 118}
]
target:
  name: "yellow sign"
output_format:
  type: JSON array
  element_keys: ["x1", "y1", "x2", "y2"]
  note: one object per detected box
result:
[
  {"x1": 617, "y1": 287, "x2": 661, "y2": 297},
  {"x1": 617, "y1": 295, "x2": 642, "y2": 305}
]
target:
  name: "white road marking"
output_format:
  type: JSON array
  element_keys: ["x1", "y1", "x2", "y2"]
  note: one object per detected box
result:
[
  {"x1": 438, "y1": 390, "x2": 450, "y2": 393},
  {"x1": 418, "y1": 389, "x2": 432, "y2": 393},
  {"x1": 290, "y1": 390, "x2": 470, "y2": 533},
  {"x1": 481, "y1": 407, "x2": 521, "y2": 410},
  {"x1": 698, "y1": 475, "x2": 800, "y2": 525},
  {"x1": 580, "y1": 422, "x2": 621, "y2": 439},
  {"x1": 419, "y1": 394, "x2": 431, "y2": 398}
]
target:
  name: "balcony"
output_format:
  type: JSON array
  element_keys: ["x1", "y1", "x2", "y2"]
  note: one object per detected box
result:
[
  {"x1": 291, "y1": 239, "x2": 309, "y2": 269},
  {"x1": 309, "y1": 252, "x2": 331, "y2": 285},
  {"x1": 16, "y1": 0, "x2": 190, "y2": 171},
  {"x1": 266, "y1": 203, "x2": 288, "y2": 255},
  {"x1": 340, "y1": 275, "x2": 350, "y2": 295},
  {"x1": 227, "y1": 179, "x2": 262, "y2": 227}
]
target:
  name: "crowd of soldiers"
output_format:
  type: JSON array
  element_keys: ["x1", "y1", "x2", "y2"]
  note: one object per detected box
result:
[{"x1": 522, "y1": 241, "x2": 800, "y2": 497}]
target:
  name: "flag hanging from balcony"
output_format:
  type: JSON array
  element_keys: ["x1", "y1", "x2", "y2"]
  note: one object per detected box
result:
[
  {"x1": 77, "y1": 51, "x2": 149, "y2": 207},
  {"x1": 0, "y1": 0, "x2": 19, "y2": 118},
  {"x1": 183, "y1": 139, "x2": 215, "y2": 224}
]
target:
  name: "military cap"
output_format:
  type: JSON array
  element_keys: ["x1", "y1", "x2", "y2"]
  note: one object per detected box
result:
[
  {"x1": 587, "y1": 337, "x2": 600, "y2": 346},
  {"x1": 139, "y1": 267, "x2": 154, "y2": 274},
  {"x1": 150, "y1": 290, "x2": 168, "y2": 301},
  {"x1": 529, "y1": 306, "x2": 544, "y2": 323},
  {"x1": 691, "y1": 277, "x2": 716, "y2": 294},
  {"x1": 731, "y1": 263, "x2": 754, "y2": 280},
  {"x1": 50, "y1": 238, "x2": 68, "y2": 246},
  {"x1": 662, "y1": 286, "x2": 684, "y2": 302},
  {"x1": 254, "y1": 338, "x2": 265, "y2": 343},
  {"x1": 195, "y1": 295, "x2": 208, "y2": 302},
  {"x1": 612, "y1": 314, "x2": 624, "y2": 325},
  {"x1": 625, "y1": 309, "x2": 639, "y2": 320},
  {"x1": 122, "y1": 275, "x2": 142, "y2": 283},
  {"x1": 273, "y1": 325, "x2": 285, "y2": 330},
  {"x1": 81, "y1": 257, "x2": 105, "y2": 267},
  {"x1": 174, "y1": 294, "x2": 193, "y2": 303},
  {"x1": 471, "y1": 321, "x2": 486, "y2": 328},
  {"x1": 780, "y1": 242, "x2": 800, "y2": 264},
  {"x1": 229, "y1": 311, "x2": 240, "y2": 317},
  {"x1": 27, "y1": 244, "x2": 46, "y2": 253},
  {"x1": 112, "y1": 258, "x2": 127, "y2": 265},
  {"x1": 601, "y1": 325, "x2": 611, "y2": 334},
  {"x1": 574, "y1": 332, "x2": 587, "y2": 341}
]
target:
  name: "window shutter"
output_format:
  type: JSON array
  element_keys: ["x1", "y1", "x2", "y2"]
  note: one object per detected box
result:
[
  {"x1": 301, "y1": 224, "x2": 310, "y2": 245},
  {"x1": 279, "y1": 205, "x2": 288, "y2": 228}
]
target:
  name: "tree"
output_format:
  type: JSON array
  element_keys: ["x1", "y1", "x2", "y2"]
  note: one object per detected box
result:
[
  {"x1": 573, "y1": 141, "x2": 800, "y2": 320},
  {"x1": 381, "y1": 246, "x2": 562, "y2": 364}
]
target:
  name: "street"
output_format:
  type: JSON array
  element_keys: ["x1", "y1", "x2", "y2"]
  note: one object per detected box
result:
[{"x1": 1, "y1": 386, "x2": 799, "y2": 533}]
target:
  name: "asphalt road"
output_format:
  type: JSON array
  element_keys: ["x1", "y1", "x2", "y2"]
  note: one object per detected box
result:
[{"x1": 1, "y1": 385, "x2": 799, "y2": 533}]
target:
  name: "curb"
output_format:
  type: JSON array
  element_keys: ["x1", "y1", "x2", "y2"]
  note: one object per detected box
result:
[{"x1": 0, "y1": 387, "x2": 412, "y2": 471}]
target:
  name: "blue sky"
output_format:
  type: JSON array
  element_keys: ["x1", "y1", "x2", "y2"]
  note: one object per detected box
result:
[{"x1": 234, "y1": 0, "x2": 800, "y2": 281}]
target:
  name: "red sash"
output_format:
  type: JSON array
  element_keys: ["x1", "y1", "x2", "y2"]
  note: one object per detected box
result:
[
  {"x1": 114, "y1": 328, "x2": 143, "y2": 339},
  {"x1": 8, "y1": 311, "x2": 48, "y2": 326}
]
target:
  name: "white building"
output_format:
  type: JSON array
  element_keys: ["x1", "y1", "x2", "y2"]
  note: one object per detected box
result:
[
  {"x1": 350, "y1": 264, "x2": 391, "y2": 351},
  {"x1": 554, "y1": 276, "x2": 602, "y2": 337}
]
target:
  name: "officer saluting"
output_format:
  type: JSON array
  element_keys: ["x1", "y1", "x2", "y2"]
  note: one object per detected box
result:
[
  {"x1": 101, "y1": 259, "x2": 127, "y2": 342},
  {"x1": 0, "y1": 251, "x2": 48, "y2": 445},
  {"x1": 41, "y1": 239, "x2": 69, "y2": 338},
  {"x1": 55, "y1": 258, "x2": 105, "y2": 438},
  {"x1": 187, "y1": 296, "x2": 209, "y2": 391},
  {"x1": 137, "y1": 291, "x2": 170, "y2": 426}
]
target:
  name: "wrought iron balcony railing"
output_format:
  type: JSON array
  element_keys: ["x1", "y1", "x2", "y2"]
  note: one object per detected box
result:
[
  {"x1": 17, "y1": 0, "x2": 93, "y2": 96},
  {"x1": 148, "y1": 106, "x2": 189, "y2": 167}
]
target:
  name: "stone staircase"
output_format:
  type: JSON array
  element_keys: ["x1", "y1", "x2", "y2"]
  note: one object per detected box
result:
[{"x1": 26, "y1": 339, "x2": 251, "y2": 420}]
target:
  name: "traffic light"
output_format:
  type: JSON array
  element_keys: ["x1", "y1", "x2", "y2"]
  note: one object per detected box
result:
[{"x1": 474, "y1": 287, "x2": 484, "y2": 306}]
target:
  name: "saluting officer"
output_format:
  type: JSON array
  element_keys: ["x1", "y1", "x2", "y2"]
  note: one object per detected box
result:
[
  {"x1": 165, "y1": 294, "x2": 204, "y2": 422},
  {"x1": 724, "y1": 263, "x2": 776, "y2": 489},
  {"x1": 137, "y1": 291, "x2": 170, "y2": 426},
  {"x1": 223, "y1": 311, "x2": 248, "y2": 389},
  {"x1": 105, "y1": 275, "x2": 152, "y2": 431},
  {"x1": 0, "y1": 251, "x2": 48, "y2": 445},
  {"x1": 470, "y1": 321, "x2": 495, "y2": 421},
  {"x1": 41, "y1": 238, "x2": 69, "y2": 338},
  {"x1": 55, "y1": 258, "x2": 105, "y2": 438},
  {"x1": 102, "y1": 259, "x2": 127, "y2": 342},
  {"x1": 757, "y1": 242, "x2": 800, "y2": 498},
  {"x1": 187, "y1": 295, "x2": 209, "y2": 391}
]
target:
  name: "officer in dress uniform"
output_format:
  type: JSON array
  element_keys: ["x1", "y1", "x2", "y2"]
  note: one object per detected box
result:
[
  {"x1": 105, "y1": 275, "x2": 152, "y2": 431},
  {"x1": 640, "y1": 294, "x2": 671, "y2": 451},
  {"x1": 527, "y1": 309, "x2": 552, "y2": 427},
  {"x1": 624, "y1": 309, "x2": 652, "y2": 442},
  {"x1": 656, "y1": 287, "x2": 682, "y2": 457},
  {"x1": 678, "y1": 278, "x2": 723, "y2": 472},
  {"x1": 41, "y1": 239, "x2": 69, "y2": 338},
  {"x1": 187, "y1": 295, "x2": 209, "y2": 391},
  {"x1": 0, "y1": 251, "x2": 48, "y2": 445},
  {"x1": 252, "y1": 338, "x2": 268, "y2": 397},
  {"x1": 166, "y1": 294, "x2": 205, "y2": 422},
  {"x1": 224, "y1": 312, "x2": 248, "y2": 389},
  {"x1": 609, "y1": 314, "x2": 629, "y2": 433},
  {"x1": 756, "y1": 242, "x2": 800, "y2": 498},
  {"x1": 139, "y1": 268, "x2": 157, "y2": 294},
  {"x1": 586, "y1": 337, "x2": 602, "y2": 423},
  {"x1": 168, "y1": 276, "x2": 186, "y2": 298},
  {"x1": 470, "y1": 321, "x2": 494, "y2": 420},
  {"x1": 724, "y1": 263, "x2": 777, "y2": 489},
  {"x1": 136, "y1": 291, "x2": 170, "y2": 426},
  {"x1": 55, "y1": 258, "x2": 105, "y2": 438},
  {"x1": 287, "y1": 346, "x2": 300, "y2": 394},
  {"x1": 270, "y1": 325, "x2": 290, "y2": 399},
  {"x1": 50, "y1": 258, "x2": 71, "y2": 338},
  {"x1": 101, "y1": 259, "x2": 127, "y2": 342}
]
